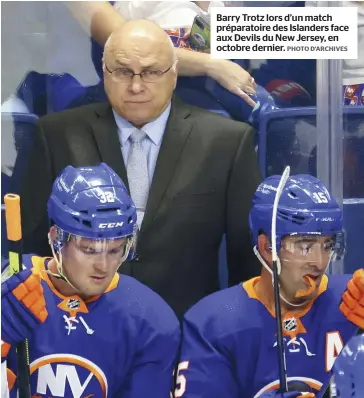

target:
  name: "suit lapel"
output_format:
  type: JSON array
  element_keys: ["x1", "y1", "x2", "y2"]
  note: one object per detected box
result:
[
  {"x1": 141, "y1": 98, "x2": 193, "y2": 234},
  {"x1": 92, "y1": 104, "x2": 129, "y2": 191}
]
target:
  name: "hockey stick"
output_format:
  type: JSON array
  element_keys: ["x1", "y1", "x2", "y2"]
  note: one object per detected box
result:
[
  {"x1": 4, "y1": 194, "x2": 32, "y2": 398},
  {"x1": 271, "y1": 166, "x2": 290, "y2": 393}
]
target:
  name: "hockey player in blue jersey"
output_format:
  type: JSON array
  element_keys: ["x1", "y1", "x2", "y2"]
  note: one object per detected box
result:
[
  {"x1": 1, "y1": 162, "x2": 180, "y2": 398},
  {"x1": 175, "y1": 174, "x2": 364, "y2": 398}
]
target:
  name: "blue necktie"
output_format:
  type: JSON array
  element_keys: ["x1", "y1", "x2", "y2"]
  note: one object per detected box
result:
[{"x1": 126, "y1": 130, "x2": 149, "y2": 228}]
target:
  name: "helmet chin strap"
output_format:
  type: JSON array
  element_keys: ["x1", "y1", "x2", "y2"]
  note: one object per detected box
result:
[
  {"x1": 253, "y1": 245, "x2": 309, "y2": 308},
  {"x1": 46, "y1": 233, "x2": 81, "y2": 292}
]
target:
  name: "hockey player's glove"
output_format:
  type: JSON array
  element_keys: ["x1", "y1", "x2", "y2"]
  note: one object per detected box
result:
[
  {"x1": 260, "y1": 391, "x2": 315, "y2": 397},
  {"x1": 340, "y1": 269, "x2": 364, "y2": 329},
  {"x1": 1, "y1": 268, "x2": 48, "y2": 357}
]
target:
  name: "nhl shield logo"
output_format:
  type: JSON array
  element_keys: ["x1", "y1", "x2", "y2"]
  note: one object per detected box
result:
[
  {"x1": 67, "y1": 298, "x2": 81, "y2": 310},
  {"x1": 283, "y1": 317, "x2": 298, "y2": 332}
]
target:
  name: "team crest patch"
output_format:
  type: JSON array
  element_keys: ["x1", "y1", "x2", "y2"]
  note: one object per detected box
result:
[
  {"x1": 283, "y1": 317, "x2": 298, "y2": 332},
  {"x1": 165, "y1": 28, "x2": 193, "y2": 50},
  {"x1": 67, "y1": 298, "x2": 81, "y2": 310}
]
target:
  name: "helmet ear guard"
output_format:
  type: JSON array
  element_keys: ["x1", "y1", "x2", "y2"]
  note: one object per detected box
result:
[
  {"x1": 48, "y1": 223, "x2": 70, "y2": 253},
  {"x1": 331, "y1": 230, "x2": 346, "y2": 261},
  {"x1": 126, "y1": 223, "x2": 139, "y2": 261}
]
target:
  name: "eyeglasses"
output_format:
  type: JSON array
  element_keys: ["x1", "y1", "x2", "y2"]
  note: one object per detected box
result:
[{"x1": 104, "y1": 63, "x2": 174, "y2": 83}]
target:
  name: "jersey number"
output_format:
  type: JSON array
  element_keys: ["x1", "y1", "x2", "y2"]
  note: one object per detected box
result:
[
  {"x1": 99, "y1": 192, "x2": 115, "y2": 203},
  {"x1": 174, "y1": 361, "x2": 189, "y2": 397},
  {"x1": 313, "y1": 192, "x2": 328, "y2": 203}
]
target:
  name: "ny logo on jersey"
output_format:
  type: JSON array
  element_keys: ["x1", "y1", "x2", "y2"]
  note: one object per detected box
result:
[
  {"x1": 31, "y1": 354, "x2": 108, "y2": 398},
  {"x1": 345, "y1": 85, "x2": 357, "y2": 95},
  {"x1": 63, "y1": 315, "x2": 94, "y2": 336}
]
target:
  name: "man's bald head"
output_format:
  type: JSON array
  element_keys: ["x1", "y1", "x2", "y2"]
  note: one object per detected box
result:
[
  {"x1": 102, "y1": 19, "x2": 178, "y2": 128},
  {"x1": 104, "y1": 19, "x2": 176, "y2": 63}
]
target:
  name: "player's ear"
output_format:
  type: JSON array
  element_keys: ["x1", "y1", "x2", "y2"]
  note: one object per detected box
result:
[
  {"x1": 257, "y1": 233, "x2": 272, "y2": 266},
  {"x1": 49, "y1": 226, "x2": 57, "y2": 243}
]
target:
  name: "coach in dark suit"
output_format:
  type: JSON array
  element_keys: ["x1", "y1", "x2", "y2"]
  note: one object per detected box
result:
[{"x1": 19, "y1": 20, "x2": 261, "y2": 317}]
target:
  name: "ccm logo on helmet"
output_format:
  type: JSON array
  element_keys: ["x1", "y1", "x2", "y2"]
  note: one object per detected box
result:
[{"x1": 98, "y1": 222, "x2": 124, "y2": 228}]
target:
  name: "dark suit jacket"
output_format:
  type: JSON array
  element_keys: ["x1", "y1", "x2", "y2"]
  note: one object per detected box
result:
[{"x1": 19, "y1": 97, "x2": 262, "y2": 317}]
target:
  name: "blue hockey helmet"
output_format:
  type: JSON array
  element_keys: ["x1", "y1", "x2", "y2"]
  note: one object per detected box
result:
[
  {"x1": 334, "y1": 334, "x2": 364, "y2": 397},
  {"x1": 47, "y1": 163, "x2": 137, "y2": 242},
  {"x1": 249, "y1": 174, "x2": 344, "y2": 252}
]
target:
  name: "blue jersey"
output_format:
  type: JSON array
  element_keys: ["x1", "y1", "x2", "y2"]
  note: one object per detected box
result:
[
  {"x1": 176, "y1": 274, "x2": 358, "y2": 398},
  {"x1": 5, "y1": 255, "x2": 180, "y2": 398}
]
